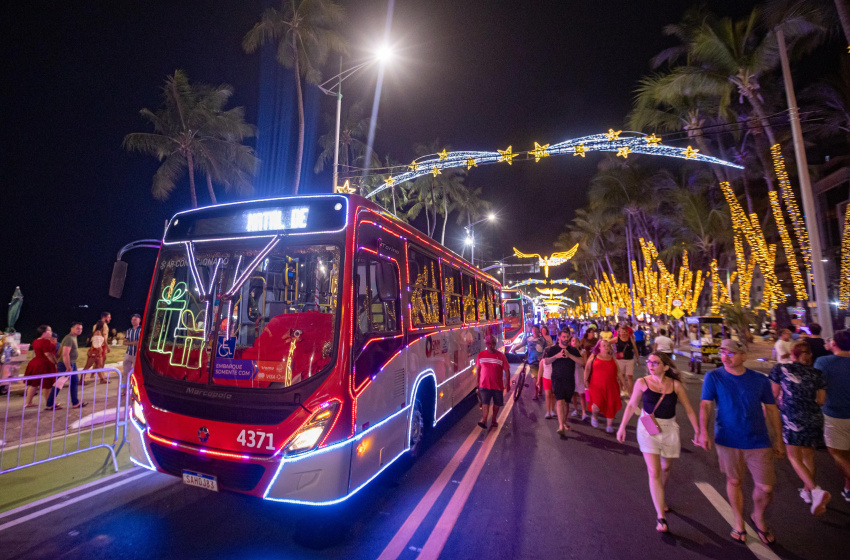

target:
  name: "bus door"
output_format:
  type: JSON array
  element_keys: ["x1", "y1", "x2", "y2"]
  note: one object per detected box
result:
[{"x1": 351, "y1": 223, "x2": 406, "y2": 434}]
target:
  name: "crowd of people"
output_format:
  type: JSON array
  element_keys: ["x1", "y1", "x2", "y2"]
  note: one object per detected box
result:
[
  {"x1": 477, "y1": 317, "x2": 850, "y2": 543},
  {"x1": 20, "y1": 312, "x2": 141, "y2": 410}
]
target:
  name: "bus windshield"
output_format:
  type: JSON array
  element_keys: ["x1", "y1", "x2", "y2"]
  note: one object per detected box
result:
[{"x1": 142, "y1": 241, "x2": 341, "y2": 390}]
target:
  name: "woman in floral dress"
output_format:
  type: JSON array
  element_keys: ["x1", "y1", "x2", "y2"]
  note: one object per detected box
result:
[{"x1": 769, "y1": 341, "x2": 830, "y2": 515}]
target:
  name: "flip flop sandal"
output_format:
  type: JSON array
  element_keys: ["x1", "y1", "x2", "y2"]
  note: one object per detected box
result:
[
  {"x1": 71, "y1": 402, "x2": 89, "y2": 409},
  {"x1": 490, "y1": 422, "x2": 499, "y2": 429},
  {"x1": 477, "y1": 421, "x2": 487, "y2": 429},
  {"x1": 45, "y1": 405, "x2": 63, "y2": 411},
  {"x1": 730, "y1": 529, "x2": 747, "y2": 543},
  {"x1": 750, "y1": 517, "x2": 775, "y2": 545},
  {"x1": 656, "y1": 518, "x2": 669, "y2": 533}
]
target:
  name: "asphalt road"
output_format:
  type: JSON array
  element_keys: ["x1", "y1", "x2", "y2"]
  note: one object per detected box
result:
[{"x1": 1, "y1": 362, "x2": 848, "y2": 560}]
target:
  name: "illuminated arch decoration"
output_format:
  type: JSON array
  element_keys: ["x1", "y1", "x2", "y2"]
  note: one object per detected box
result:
[
  {"x1": 363, "y1": 131, "x2": 744, "y2": 200},
  {"x1": 505, "y1": 278, "x2": 590, "y2": 290}
]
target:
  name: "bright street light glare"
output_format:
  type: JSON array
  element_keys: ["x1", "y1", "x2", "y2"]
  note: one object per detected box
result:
[
  {"x1": 465, "y1": 237, "x2": 473, "y2": 246},
  {"x1": 487, "y1": 213, "x2": 496, "y2": 221},
  {"x1": 376, "y1": 45, "x2": 393, "y2": 64}
]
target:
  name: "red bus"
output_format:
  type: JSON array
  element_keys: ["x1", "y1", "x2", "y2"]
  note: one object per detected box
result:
[
  {"x1": 501, "y1": 289, "x2": 533, "y2": 347},
  {"x1": 127, "y1": 193, "x2": 504, "y2": 505}
]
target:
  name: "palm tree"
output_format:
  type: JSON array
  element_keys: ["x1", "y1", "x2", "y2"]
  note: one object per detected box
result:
[
  {"x1": 405, "y1": 141, "x2": 468, "y2": 240},
  {"x1": 243, "y1": 0, "x2": 347, "y2": 194},
  {"x1": 314, "y1": 100, "x2": 371, "y2": 175},
  {"x1": 123, "y1": 71, "x2": 257, "y2": 207}
]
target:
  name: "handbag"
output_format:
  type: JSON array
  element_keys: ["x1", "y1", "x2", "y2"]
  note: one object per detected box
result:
[
  {"x1": 615, "y1": 351, "x2": 624, "y2": 360},
  {"x1": 639, "y1": 388, "x2": 668, "y2": 436}
]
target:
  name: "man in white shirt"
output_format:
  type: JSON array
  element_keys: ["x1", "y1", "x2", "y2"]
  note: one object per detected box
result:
[
  {"x1": 774, "y1": 329, "x2": 793, "y2": 364},
  {"x1": 653, "y1": 329, "x2": 674, "y2": 357}
]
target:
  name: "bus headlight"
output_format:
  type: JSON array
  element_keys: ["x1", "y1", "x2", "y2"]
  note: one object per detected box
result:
[
  {"x1": 284, "y1": 401, "x2": 340, "y2": 456},
  {"x1": 129, "y1": 375, "x2": 146, "y2": 426}
]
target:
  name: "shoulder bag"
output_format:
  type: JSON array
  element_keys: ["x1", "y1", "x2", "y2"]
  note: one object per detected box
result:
[{"x1": 639, "y1": 383, "x2": 668, "y2": 436}]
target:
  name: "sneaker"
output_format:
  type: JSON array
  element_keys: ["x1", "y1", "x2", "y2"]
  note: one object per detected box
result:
[
  {"x1": 811, "y1": 487, "x2": 831, "y2": 516},
  {"x1": 799, "y1": 488, "x2": 812, "y2": 504},
  {"x1": 606, "y1": 426, "x2": 614, "y2": 433},
  {"x1": 842, "y1": 488, "x2": 850, "y2": 502},
  {"x1": 591, "y1": 417, "x2": 599, "y2": 428},
  {"x1": 570, "y1": 410, "x2": 577, "y2": 417},
  {"x1": 581, "y1": 413, "x2": 588, "y2": 421}
]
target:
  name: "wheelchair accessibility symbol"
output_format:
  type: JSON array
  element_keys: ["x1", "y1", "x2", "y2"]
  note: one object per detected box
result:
[{"x1": 217, "y1": 336, "x2": 236, "y2": 358}]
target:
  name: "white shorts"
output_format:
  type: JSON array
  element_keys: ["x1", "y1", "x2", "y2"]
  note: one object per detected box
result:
[
  {"x1": 616, "y1": 359, "x2": 635, "y2": 379},
  {"x1": 574, "y1": 365, "x2": 586, "y2": 394},
  {"x1": 636, "y1": 413, "x2": 681, "y2": 458},
  {"x1": 824, "y1": 414, "x2": 850, "y2": 451}
]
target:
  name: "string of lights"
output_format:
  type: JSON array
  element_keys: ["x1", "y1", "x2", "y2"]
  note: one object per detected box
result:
[
  {"x1": 768, "y1": 190, "x2": 807, "y2": 301},
  {"x1": 363, "y1": 131, "x2": 743, "y2": 200},
  {"x1": 719, "y1": 181, "x2": 783, "y2": 311},
  {"x1": 770, "y1": 144, "x2": 812, "y2": 286}
]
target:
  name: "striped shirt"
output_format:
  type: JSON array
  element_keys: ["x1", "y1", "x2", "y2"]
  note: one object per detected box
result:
[{"x1": 125, "y1": 327, "x2": 141, "y2": 356}]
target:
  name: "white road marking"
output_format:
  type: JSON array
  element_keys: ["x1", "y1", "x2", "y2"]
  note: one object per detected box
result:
[
  {"x1": 695, "y1": 481, "x2": 783, "y2": 560},
  {"x1": 0, "y1": 470, "x2": 155, "y2": 532},
  {"x1": 0, "y1": 467, "x2": 141, "y2": 521}
]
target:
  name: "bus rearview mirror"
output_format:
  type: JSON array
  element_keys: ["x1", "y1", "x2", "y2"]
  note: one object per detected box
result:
[{"x1": 109, "y1": 260, "x2": 128, "y2": 298}]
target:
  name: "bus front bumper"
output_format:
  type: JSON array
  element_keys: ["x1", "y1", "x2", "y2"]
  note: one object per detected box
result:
[{"x1": 129, "y1": 418, "x2": 354, "y2": 504}]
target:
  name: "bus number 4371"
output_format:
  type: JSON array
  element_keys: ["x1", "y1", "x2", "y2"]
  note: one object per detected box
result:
[{"x1": 237, "y1": 429, "x2": 274, "y2": 450}]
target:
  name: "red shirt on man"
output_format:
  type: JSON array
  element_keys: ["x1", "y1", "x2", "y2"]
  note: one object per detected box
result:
[{"x1": 476, "y1": 349, "x2": 510, "y2": 391}]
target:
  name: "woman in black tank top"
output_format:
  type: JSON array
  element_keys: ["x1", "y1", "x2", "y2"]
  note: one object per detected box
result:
[{"x1": 615, "y1": 352, "x2": 700, "y2": 533}]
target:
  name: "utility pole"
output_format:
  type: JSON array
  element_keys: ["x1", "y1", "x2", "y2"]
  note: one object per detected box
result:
[{"x1": 776, "y1": 27, "x2": 833, "y2": 338}]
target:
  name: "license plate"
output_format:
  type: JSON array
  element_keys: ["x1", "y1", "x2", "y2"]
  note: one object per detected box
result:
[{"x1": 182, "y1": 470, "x2": 218, "y2": 492}]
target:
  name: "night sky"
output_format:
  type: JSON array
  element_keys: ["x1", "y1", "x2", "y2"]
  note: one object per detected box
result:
[{"x1": 4, "y1": 0, "x2": 759, "y2": 340}]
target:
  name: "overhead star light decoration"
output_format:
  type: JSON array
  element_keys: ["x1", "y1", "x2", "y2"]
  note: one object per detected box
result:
[
  {"x1": 498, "y1": 145, "x2": 517, "y2": 165},
  {"x1": 513, "y1": 245, "x2": 579, "y2": 277},
  {"x1": 364, "y1": 132, "x2": 744, "y2": 200},
  {"x1": 617, "y1": 146, "x2": 632, "y2": 158},
  {"x1": 530, "y1": 142, "x2": 550, "y2": 162},
  {"x1": 335, "y1": 179, "x2": 357, "y2": 194}
]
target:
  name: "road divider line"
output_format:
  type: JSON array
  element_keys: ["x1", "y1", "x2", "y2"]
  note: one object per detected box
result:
[
  {"x1": 375, "y1": 425, "x2": 482, "y2": 560},
  {"x1": 0, "y1": 470, "x2": 155, "y2": 532},
  {"x1": 695, "y1": 481, "x2": 782, "y2": 560},
  {"x1": 0, "y1": 467, "x2": 142, "y2": 521},
  {"x1": 416, "y1": 389, "x2": 516, "y2": 560}
]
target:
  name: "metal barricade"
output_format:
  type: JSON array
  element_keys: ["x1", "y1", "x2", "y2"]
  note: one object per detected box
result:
[{"x1": 0, "y1": 367, "x2": 130, "y2": 475}]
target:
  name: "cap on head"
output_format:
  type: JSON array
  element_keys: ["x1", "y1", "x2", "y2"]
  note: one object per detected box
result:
[
  {"x1": 131, "y1": 313, "x2": 141, "y2": 319},
  {"x1": 719, "y1": 339, "x2": 747, "y2": 354}
]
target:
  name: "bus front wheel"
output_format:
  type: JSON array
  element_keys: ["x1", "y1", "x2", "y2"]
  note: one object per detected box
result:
[{"x1": 409, "y1": 399, "x2": 427, "y2": 458}]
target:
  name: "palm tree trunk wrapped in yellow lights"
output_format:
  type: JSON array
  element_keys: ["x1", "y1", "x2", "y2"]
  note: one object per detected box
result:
[
  {"x1": 719, "y1": 181, "x2": 784, "y2": 311},
  {"x1": 768, "y1": 190, "x2": 808, "y2": 301},
  {"x1": 771, "y1": 144, "x2": 812, "y2": 284},
  {"x1": 585, "y1": 244, "x2": 705, "y2": 319}
]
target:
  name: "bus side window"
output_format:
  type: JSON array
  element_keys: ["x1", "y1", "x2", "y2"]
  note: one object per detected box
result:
[{"x1": 355, "y1": 255, "x2": 400, "y2": 343}]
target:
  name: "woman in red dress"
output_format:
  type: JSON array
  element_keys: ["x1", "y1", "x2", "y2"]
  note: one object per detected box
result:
[
  {"x1": 24, "y1": 325, "x2": 59, "y2": 408},
  {"x1": 584, "y1": 338, "x2": 623, "y2": 433}
]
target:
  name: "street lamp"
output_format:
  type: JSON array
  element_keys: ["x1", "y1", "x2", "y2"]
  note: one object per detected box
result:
[
  {"x1": 463, "y1": 213, "x2": 496, "y2": 267},
  {"x1": 318, "y1": 46, "x2": 393, "y2": 191}
]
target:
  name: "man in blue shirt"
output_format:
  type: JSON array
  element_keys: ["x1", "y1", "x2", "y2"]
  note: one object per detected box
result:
[
  {"x1": 814, "y1": 329, "x2": 850, "y2": 502},
  {"x1": 698, "y1": 339, "x2": 784, "y2": 545}
]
